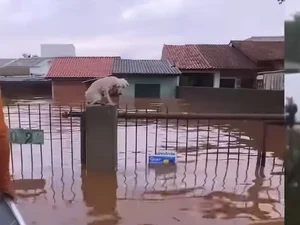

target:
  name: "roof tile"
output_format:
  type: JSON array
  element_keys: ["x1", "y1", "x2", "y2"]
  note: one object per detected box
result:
[
  {"x1": 162, "y1": 44, "x2": 257, "y2": 70},
  {"x1": 112, "y1": 59, "x2": 181, "y2": 75},
  {"x1": 46, "y1": 57, "x2": 118, "y2": 78},
  {"x1": 231, "y1": 41, "x2": 284, "y2": 62}
]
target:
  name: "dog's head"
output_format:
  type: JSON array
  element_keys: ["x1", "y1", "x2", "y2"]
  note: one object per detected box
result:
[{"x1": 113, "y1": 78, "x2": 129, "y2": 95}]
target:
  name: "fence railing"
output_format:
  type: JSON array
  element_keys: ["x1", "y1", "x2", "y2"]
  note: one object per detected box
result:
[
  {"x1": 3, "y1": 103, "x2": 285, "y2": 222},
  {"x1": 4, "y1": 104, "x2": 285, "y2": 173}
]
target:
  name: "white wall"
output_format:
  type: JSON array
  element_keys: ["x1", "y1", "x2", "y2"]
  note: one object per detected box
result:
[
  {"x1": 213, "y1": 71, "x2": 220, "y2": 88},
  {"x1": 41, "y1": 44, "x2": 76, "y2": 57},
  {"x1": 263, "y1": 72, "x2": 284, "y2": 90},
  {"x1": 30, "y1": 59, "x2": 53, "y2": 76}
]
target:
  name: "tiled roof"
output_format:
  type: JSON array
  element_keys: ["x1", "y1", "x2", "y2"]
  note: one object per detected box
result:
[
  {"x1": 46, "y1": 57, "x2": 118, "y2": 78},
  {"x1": 162, "y1": 44, "x2": 257, "y2": 70},
  {"x1": 4, "y1": 57, "x2": 52, "y2": 67},
  {"x1": 230, "y1": 41, "x2": 284, "y2": 62},
  {"x1": 0, "y1": 59, "x2": 15, "y2": 67},
  {"x1": 112, "y1": 59, "x2": 181, "y2": 75}
]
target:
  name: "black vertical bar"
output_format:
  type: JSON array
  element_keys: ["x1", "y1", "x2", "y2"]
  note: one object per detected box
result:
[
  {"x1": 38, "y1": 104, "x2": 43, "y2": 175},
  {"x1": 216, "y1": 124, "x2": 220, "y2": 160},
  {"x1": 70, "y1": 106, "x2": 74, "y2": 169},
  {"x1": 207, "y1": 120, "x2": 211, "y2": 156},
  {"x1": 80, "y1": 113, "x2": 86, "y2": 166},
  {"x1": 154, "y1": 116, "x2": 158, "y2": 154},
  {"x1": 185, "y1": 119, "x2": 189, "y2": 163},
  {"x1": 195, "y1": 119, "x2": 200, "y2": 164},
  {"x1": 28, "y1": 104, "x2": 33, "y2": 175},
  {"x1": 135, "y1": 109, "x2": 138, "y2": 166},
  {"x1": 227, "y1": 130, "x2": 231, "y2": 160},
  {"x1": 125, "y1": 105, "x2": 128, "y2": 168},
  {"x1": 59, "y1": 106, "x2": 63, "y2": 167},
  {"x1": 145, "y1": 108, "x2": 148, "y2": 163},
  {"x1": 165, "y1": 107, "x2": 168, "y2": 150},
  {"x1": 237, "y1": 131, "x2": 241, "y2": 163},
  {"x1": 176, "y1": 119, "x2": 179, "y2": 152},
  {"x1": 261, "y1": 122, "x2": 267, "y2": 167},
  {"x1": 7, "y1": 104, "x2": 14, "y2": 174},
  {"x1": 49, "y1": 104, "x2": 53, "y2": 168},
  {"x1": 17, "y1": 104, "x2": 23, "y2": 171}
]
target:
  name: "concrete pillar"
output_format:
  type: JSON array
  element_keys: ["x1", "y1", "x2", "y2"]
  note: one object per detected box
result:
[
  {"x1": 213, "y1": 71, "x2": 220, "y2": 88},
  {"x1": 85, "y1": 105, "x2": 118, "y2": 172}
]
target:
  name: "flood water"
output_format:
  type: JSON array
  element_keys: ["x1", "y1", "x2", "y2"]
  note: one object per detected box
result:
[{"x1": 3, "y1": 98, "x2": 285, "y2": 225}]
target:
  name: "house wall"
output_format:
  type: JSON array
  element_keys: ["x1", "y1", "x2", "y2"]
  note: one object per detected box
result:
[
  {"x1": 30, "y1": 59, "x2": 53, "y2": 76},
  {"x1": 0, "y1": 81, "x2": 52, "y2": 99},
  {"x1": 41, "y1": 44, "x2": 76, "y2": 57},
  {"x1": 120, "y1": 75, "x2": 179, "y2": 98},
  {"x1": 179, "y1": 69, "x2": 257, "y2": 89},
  {"x1": 176, "y1": 86, "x2": 283, "y2": 113},
  {"x1": 52, "y1": 80, "x2": 87, "y2": 105}
]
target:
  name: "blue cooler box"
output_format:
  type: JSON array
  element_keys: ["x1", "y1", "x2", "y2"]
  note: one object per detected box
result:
[{"x1": 148, "y1": 152, "x2": 177, "y2": 165}]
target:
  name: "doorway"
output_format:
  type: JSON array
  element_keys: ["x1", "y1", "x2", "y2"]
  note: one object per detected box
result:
[
  {"x1": 135, "y1": 83, "x2": 161, "y2": 98},
  {"x1": 219, "y1": 78, "x2": 236, "y2": 88}
]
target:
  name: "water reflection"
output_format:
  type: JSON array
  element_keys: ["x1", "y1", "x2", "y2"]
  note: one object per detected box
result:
[{"x1": 81, "y1": 171, "x2": 119, "y2": 225}]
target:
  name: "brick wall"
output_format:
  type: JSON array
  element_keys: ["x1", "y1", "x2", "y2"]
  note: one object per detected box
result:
[{"x1": 52, "y1": 80, "x2": 87, "y2": 105}]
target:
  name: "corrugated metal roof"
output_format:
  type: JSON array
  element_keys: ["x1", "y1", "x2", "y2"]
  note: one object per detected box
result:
[
  {"x1": 4, "y1": 57, "x2": 52, "y2": 67},
  {"x1": 113, "y1": 59, "x2": 181, "y2": 75},
  {"x1": 0, "y1": 76, "x2": 49, "y2": 82},
  {"x1": 0, "y1": 59, "x2": 15, "y2": 67},
  {"x1": 162, "y1": 44, "x2": 257, "y2": 70},
  {"x1": 245, "y1": 36, "x2": 284, "y2": 42},
  {"x1": 46, "y1": 57, "x2": 118, "y2": 78}
]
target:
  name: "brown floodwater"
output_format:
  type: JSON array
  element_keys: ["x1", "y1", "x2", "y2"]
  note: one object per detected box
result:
[{"x1": 3, "y1": 98, "x2": 285, "y2": 225}]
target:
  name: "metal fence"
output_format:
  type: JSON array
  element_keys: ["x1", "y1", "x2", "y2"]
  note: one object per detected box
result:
[
  {"x1": 3, "y1": 103, "x2": 285, "y2": 172},
  {"x1": 3, "y1": 103, "x2": 285, "y2": 220}
]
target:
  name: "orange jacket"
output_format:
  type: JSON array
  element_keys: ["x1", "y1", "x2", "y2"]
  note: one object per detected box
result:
[{"x1": 0, "y1": 95, "x2": 14, "y2": 199}]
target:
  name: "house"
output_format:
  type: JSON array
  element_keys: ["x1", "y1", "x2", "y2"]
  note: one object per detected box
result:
[
  {"x1": 112, "y1": 59, "x2": 181, "y2": 98},
  {"x1": 0, "y1": 59, "x2": 15, "y2": 67},
  {"x1": 256, "y1": 70, "x2": 284, "y2": 90},
  {"x1": 46, "y1": 57, "x2": 117, "y2": 104},
  {"x1": 162, "y1": 44, "x2": 258, "y2": 89},
  {"x1": 41, "y1": 44, "x2": 76, "y2": 57},
  {"x1": 230, "y1": 40, "x2": 284, "y2": 72},
  {"x1": 162, "y1": 39, "x2": 284, "y2": 89},
  {"x1": 0, "y1": 66, "x2": 51, "y2": 98},
  {"x1": 4, "y1": 57, "x2": 54, "y2": 77}
]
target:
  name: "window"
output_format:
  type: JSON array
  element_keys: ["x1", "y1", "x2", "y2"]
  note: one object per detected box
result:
[
  {"x1": 180, "y1": 74, "x2": 214, "y2": 87},
  {"x1": 135, "y1": 84, "x2": 160, "y2": 98},
  {"x1": 219, "y1": 78, "x2": 236, "y2": 88}
]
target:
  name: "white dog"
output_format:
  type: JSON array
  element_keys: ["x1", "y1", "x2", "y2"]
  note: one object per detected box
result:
[{"x1": 85, "y1": 76, "x2": 129, "y2": 105}]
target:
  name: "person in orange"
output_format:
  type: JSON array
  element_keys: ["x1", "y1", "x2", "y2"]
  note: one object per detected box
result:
[{"x1": 0, "y1": 92, "x2": 15, "y2": 199}]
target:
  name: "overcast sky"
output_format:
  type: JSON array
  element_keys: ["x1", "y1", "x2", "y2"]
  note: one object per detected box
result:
[{"x1": 0, "y1": 0, "x2": 285, "y2": 59}]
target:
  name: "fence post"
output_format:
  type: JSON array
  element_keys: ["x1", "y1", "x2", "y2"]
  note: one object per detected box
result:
[
  {"x1": 85, "y1": 105, "x2": 118, "y2": 172},
  {"x1": 80, "y1": 112, "x2": 86, "y2": 166},
  {"x1": 261, "y1": 122, "x2": 267, "y2": 167}
]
